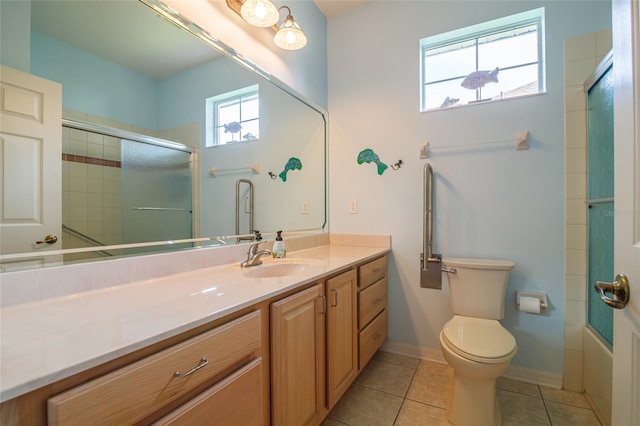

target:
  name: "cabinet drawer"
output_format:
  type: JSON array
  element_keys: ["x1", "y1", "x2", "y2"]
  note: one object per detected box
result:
[
  {"x1": 358, "y1": 256, "x2": 387, "y2": 290},
  {"x1": 48, "y1": 310, "x2": 262, "y2": 426},
  {"x1": 154, "y1": 358, "x2": 264, "y2": 426},
  {"x1": 359, "y1": 309, "x2": 387, "y2": 369},
  {"x1": 358, "y1": 277, "x2": 387, "y2": 328}
]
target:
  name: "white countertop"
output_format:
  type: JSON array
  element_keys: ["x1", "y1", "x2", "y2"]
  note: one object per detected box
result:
[{"x1": 0, "y1": 243, "x2": 389, "y2": 402}]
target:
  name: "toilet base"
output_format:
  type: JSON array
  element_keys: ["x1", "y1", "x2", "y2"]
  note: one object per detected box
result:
[{"x1": 447, "y1": 374, "x2": 501, "y2": 426}]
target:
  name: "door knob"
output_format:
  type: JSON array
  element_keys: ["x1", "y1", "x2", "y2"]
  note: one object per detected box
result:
[
  {"x1": 36, "y1": 234, "x2": 58, "y2": 245},
  {"x1": 594, "y1": 274, "x2": 630, "y2": 309}
]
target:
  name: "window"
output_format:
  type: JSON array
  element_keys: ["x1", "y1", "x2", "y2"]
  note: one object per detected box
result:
[
  {"x1": 206, "y1": 85, "x2": 259, "y2": 146},
  {"x1": 420, "y1": 8, "x2": 545, "y2": 111}
]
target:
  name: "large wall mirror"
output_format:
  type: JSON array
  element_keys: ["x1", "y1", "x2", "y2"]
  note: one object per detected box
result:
[{"x1": 0, "y1": 0, "x2": 327, "y2": 272}]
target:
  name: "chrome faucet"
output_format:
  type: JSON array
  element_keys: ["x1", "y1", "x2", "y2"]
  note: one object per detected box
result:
[{"x1": 241, "y1": 242, "x2": 272, "y2": 268}]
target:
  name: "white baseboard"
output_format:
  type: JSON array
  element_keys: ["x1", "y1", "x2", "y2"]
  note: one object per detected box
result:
[
  {"x1": 381, "y1": 340, "x2": 447, "y2": 364},
  {"x1": 502, "y1": 365, "x2": 563, "y2": 389},
  {"x1": 380, "y1": 340, "x2": 563, "y2": 389}
]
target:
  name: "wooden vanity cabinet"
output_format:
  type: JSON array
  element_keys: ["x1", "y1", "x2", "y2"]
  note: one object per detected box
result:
[
  {"x1": 1, "y1": 252, "x2": 388, "y2": 426},
  {"x1": 270, "y1": 256, "x2": 388, "y2": 425},
  {"x1": 47, "y1": 310, "x2": 267, "y2": 426},
  {"x1": 357, "y1": 255, "x2": 388, "y2": 370}
]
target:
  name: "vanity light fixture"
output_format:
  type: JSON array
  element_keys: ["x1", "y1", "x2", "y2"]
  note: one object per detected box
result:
[
  {"x1": 227, "y1": 0, "x2": 307, "y2": 50},
  {"x1": 273, "y1": 6, "x2": 307, "y2": 50},
  {"x1": 240, "y1": 0, "x2": 279, "y2": 27}
]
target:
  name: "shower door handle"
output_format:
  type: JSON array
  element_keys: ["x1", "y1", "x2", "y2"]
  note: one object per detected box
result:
[{"x1": 594, "y1": 274, "x2": 630, "y2": 309}]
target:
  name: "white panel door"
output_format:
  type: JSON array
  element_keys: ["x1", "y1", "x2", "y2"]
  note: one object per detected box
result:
[
  {"x1": 611, "y1": 0, "x2": 640, "y2": 424},
  {"x1": 0, "y1": 65, "x2": 62, "y2": 268}
]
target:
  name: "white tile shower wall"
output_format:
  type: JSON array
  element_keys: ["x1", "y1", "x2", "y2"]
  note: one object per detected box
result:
[{"x1": 563, "y1": 29, "x2": 611, "y2": 392}]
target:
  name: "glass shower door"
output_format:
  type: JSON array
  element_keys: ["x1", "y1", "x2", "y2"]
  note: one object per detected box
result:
[
  {"x1": 586, "y1": 63, "x2": 614, "y2": 347},
  {"x1": 120, "y1": 139, "x2": 192, "y2": 254}
]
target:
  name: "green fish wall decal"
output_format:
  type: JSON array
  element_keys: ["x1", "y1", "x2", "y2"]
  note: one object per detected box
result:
[
  {"x1": 279, "y1": 157, "x2": 302, "y2": 182},
  {"x1": 357, "y1": 148, "x2": 388, "y2": 175}
]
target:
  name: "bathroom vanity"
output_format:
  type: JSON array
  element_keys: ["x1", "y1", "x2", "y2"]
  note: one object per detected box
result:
[{"x1": 0, "y1": 235, "x2": 389, "y2": 425}]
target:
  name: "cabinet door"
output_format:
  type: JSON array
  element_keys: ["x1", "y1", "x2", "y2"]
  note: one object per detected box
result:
[
  {"x1": 271, "y1": 284, "x2": 325, "y2": 425},
  {"x1": 326, "y1": 269, "x2": 358, "y2": 409}
]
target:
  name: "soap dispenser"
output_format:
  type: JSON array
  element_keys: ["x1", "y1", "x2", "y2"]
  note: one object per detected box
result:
[{"x1": 272, "y1": 231, "x2": 287, "y2": 258}]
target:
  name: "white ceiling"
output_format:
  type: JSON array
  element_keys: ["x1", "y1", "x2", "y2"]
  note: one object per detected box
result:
[
  {"x1": 31, "y1": 1, "x2": 220, "y2": 80},
  {"x1": 312, "y1": 0, "x2": 372, "y2": 17},
  {"x1": 30, "y1": 0, "x2": 370, "y2": 81}
]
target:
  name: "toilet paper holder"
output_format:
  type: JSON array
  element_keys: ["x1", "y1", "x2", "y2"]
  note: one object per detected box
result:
[{"x1": 516, "y1": 291, "x2": 548, "y2": 313}]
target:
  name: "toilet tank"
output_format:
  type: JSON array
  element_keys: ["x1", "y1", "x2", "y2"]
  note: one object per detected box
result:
[{"x1": 443, "y1": 257, "x2": 515, "y2": 320}]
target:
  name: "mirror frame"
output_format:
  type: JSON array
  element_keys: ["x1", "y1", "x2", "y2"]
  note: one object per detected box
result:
[{"x1": 0, "y1": 0, "x2": 328, "y2": 267}]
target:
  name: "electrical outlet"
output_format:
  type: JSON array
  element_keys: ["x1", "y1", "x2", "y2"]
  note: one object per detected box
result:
[
  {"x1": 302, "y1": 201, "x2": 309, "y2": 215},
  {"x1": 349, "y1": 199, "x2": 358, "y2": 214}
]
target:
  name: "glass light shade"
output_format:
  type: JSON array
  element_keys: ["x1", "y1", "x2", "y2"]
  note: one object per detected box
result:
[
  {"x1": 240, "y1": 0, "x2": 279, "y2": 27},
  {"x1": 274, "y1": 15, "x2": 307, "y2": 50}
]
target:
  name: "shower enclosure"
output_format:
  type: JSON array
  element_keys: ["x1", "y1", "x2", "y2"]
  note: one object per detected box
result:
[
  {"x1": 61, "y1": 121, "x2": 194, "y2": 260},
  {"x1": 586, "y1": 61, "x2": 614, "y2": 348},
  {"x1": 584, "y1": 53, "x2": 613, "y2": 424}
]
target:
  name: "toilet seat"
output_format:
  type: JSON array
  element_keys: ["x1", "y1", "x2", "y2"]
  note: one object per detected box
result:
[{"x1": 442, "y1": 315, "x2": 517, "y2": 363}]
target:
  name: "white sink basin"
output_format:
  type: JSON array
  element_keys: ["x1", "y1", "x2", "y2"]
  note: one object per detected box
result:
[{"x1": 242, "y1": 259, "x2": 324, "y2": 279}]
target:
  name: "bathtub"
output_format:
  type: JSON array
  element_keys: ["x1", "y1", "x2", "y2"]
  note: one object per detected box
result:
[{"x1": 583, "y1": 326, "x2": 612, "y2": 425}]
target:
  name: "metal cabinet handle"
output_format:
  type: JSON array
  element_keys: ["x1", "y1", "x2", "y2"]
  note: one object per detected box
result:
[
  {"x1": 372, "y1": 268, "x2": 381, "y2": 273},
  {"x1": 594, "y1": 274, "x2": 630, "y2": 309},
  {"x1": 331, "y1": 289, "x2": 338, "y2": 307},
  {"x1": 319, "y1": 295, "x2": 327, "y2": 314},
  {"x1": 36, "y1": 234, "x2": 58, "y2": 245},
  {"x1": 372, "y1": 298, "x2": 382, "y2": 305},
  {"x1": 174, "y1": 357, "x2": 208, "y2": 378},
  {"x1": 373, "y1": 333, "x2": 382, "y2": 341}
]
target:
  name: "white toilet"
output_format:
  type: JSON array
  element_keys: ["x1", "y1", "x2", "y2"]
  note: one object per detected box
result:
[{"x1": 439, "y1": 257, "x2": 517, "y2": 426}]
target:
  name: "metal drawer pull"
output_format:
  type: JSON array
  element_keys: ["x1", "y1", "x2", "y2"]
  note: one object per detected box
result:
[
  {"x1": 372, "y1": 268, "x2": 381, "y2": 273},
  {"x1": 331, "y1": 289, "x2": 338, "y2": 307},
  {"x1": 373, "y1": 333, "x2": 382, "y2": 341},
  {"x1": 174, "y1": 357, "x2": 208, "y2": 378},
  {"x1": 372, "y1": 298, "x2": 382, "y2": 304}
]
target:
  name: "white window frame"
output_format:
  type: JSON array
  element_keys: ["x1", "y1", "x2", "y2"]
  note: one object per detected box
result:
[
  {"x1": 206, "y1": 84, "x2": 259, "y2": 147},
  {"x1": 420, "y1": 8, "x2": 545, "y2": 112}
]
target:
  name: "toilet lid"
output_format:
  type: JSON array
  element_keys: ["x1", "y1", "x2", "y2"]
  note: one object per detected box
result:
[{"x1": 443, "y1": 315, "x2": 517, "y2": 362}]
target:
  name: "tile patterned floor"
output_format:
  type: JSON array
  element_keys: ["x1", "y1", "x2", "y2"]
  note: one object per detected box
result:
[{"x1": 322, "y1": 351, "x2": 602, "y2": 426}]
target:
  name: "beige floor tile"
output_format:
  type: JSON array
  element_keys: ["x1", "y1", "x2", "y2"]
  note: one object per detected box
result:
[
  {"x1": 355, "y1": 359, "x2": 415, "y2": 397},
  {"x1": 394, "y1": 399, "x2": 452, "y2": 426},
  {"x1": 545, "y1": 400, "x2": 601, "y2": 426},
  {"x1": 321, "y1": 418, "x2": 349, "y2": 426},
  {"x1": 405, "y1": 363, "x2": 453, "y2": 409},
  {"x1": 324, "y1": 352, "x2": 600, "y2": 426},
  {"x1": 327, "y1": 383, "x2": 404, "y2": 426},
  {"x1": 415, "y1": 360, "x2": 453, "y2": 377},
  {"x1": 497, "y1": 376, "x2": 542, "y2": 398},
  {"x1": 497, "y1": 389, "x2": 551, "y2": 426},
  {"x1": 374, "y1": 351, "x2": 421, "y2": 369},
  {"x1": 540, "y1": 386, "x2": 592, "y2": 409}
]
